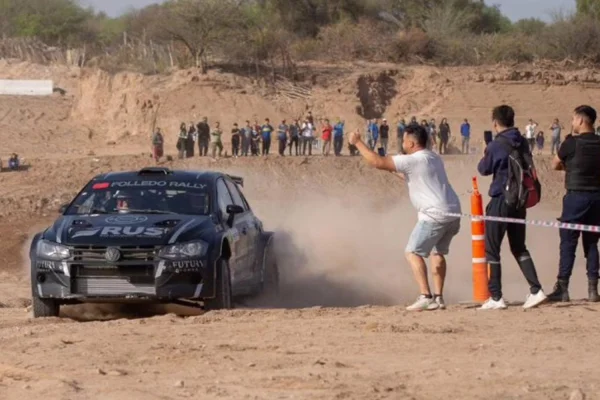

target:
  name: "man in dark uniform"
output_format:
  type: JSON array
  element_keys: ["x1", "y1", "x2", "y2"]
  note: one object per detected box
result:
[{"x1": 549, "y1": 105, "x2": 600, "y2": 303}]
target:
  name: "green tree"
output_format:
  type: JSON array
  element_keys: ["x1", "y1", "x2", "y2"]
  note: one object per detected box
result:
[{"x1": 513, "y1": 18, "x2": 546, "y2": 36}]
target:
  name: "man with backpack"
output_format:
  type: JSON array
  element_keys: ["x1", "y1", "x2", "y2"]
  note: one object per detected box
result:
[
  {"x1": 548, "y1": 105, "x2": 600, "y2": 303},
  {"x1": 477, "y1": 105, "x2": 547, "y2": 310}
]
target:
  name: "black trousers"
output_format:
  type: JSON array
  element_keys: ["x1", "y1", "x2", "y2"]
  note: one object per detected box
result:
[
  {"x1": 485, "y1": 196, "x2": 542, "y2": 300},
  {"x1": 278, "y1": 138, "x2": 287, "y2": 155},
  {"x1": 262, "y1": 138, "x2": 271, "y2": 155},
  {"x1": 333, "y1": 136, "x2": 344, "y2": 156},
  {"x1": 288, "y1": 137, "x2": 299, "y2": 155},
  {"x1": 558, "y1": 191, "x2": 600, "y2": 281}
]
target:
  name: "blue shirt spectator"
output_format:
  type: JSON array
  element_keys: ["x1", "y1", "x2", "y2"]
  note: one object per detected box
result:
[{"x1": 460, "y1": 120, "x2": 471, "y2": 138}]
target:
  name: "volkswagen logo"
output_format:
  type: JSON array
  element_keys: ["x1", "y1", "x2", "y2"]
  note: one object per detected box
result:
[
  {"x1": 105, "y1": 247, "x2": 122, "y2": 262},
  {"x1": 105, "y1": 215, "x2": 148, "y2": 225}
]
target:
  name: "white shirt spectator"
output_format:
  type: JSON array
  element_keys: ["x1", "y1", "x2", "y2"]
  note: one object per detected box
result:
[
  {"x1": 392, "y1": 150, "x2": 461, "y2": 223},
  {"x1": 301, "y1": 122, "x2": 314, "y2": 137},
  {"x1": 525, "y1": 123, "x2": 537, "y2": 139}
]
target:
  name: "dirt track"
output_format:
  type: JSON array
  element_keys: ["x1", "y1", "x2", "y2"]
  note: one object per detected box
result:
[{"x1": 1, "y1": 61, "x2": 599, "y2": 399}]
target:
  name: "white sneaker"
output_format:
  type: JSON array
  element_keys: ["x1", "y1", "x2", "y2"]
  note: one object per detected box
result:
[
  {"x1": 479, "y1": 297, "x2": 508, "y2": 310},
  {"x1": 406, "y1": 295, "x2": 434, "y2": 311},
  {"x1": 428, "y1": 295, "x2": 446, "y2": 310},
  {"x1": 523, "y1": 290, "x2": 547, "y2": 309}
]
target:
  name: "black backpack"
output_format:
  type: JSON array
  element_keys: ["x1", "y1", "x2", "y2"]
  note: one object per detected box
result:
[{"x1": 495, "y1": 135, "x2": 542, "y2": 210}]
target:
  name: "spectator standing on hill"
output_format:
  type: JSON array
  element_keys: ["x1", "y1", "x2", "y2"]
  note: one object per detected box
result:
[
  {"x1": 261, "y1": 118, "x2": 273, "y2": 156},
  {"x1": 197, "y1": 117, "x2": 210, "y2": 157},
  {"x1": 428, "y1": 118, "x2": 437, "y2": 150},
  {"x1": 397, "y1": 118, "x2": 406, "y2": 154},
  {"x1": 151, "y1": 127, "x2": 164, "y2": 163},
  {"x1": 251, "y1": 124, "x2": 260, "y2": 156},
  {"x1": 550, "y1": 118, "x2": 564, "y2": 156},
  {"x1": 231, "y1": 123, "x2": 241, "y2": 157},
  {"x1": 241, "y1": 120, "x2": 252, "y2": 156},
  {"x1": 420, "y1": 120, "x2": 432, "y2": 150},
  {"x1": 370, "y1": 119, "x2": 380, "y2": 151},
  {"x1": 535, "y1": 131, "x2": 544, "y2": 155},
  {"x1": 288, "y1": 119, "x2": 300, "y2": 156},
  {"x1": 438, "y1": 118, "x2": 451, "y2": 155},
  {"x1": 210, "y1": 121, "x2": 224, "y2": 159},
  {"x1": 477, "y1": 105, "x2": 546, "y2": 310},
  {"x1": 301, "y1": 118, "x2": 314, "y2": 155},
  {"x1": 380, "y1": 119, "x2": 390, "y2": 155},
  {"x1": 321, "y1": 119, "x2": 333, "y2": 156},
  {"x1": 548, "y1": 105, "x2": 600, "y2": 303},
  {"x1": 460, "y1": 119, "x2": 471, "y2": 154},
  {"x1": 525, "y1": 119, "x2": 538, "y2": 150},
  {"x1": 348, "y1": 124, "x2": 461, "y2": 311},
  {"x1": 186, "y1": 122, "x2": 196, "y2": 158},
  {"x1": 277, "y1": 119, "x2": 288, "y2": 156},
  {"x1": 333, "y1": 118, "x2": 345, "y2": 156},
  {"x1": 177, "y1": 122, "x2": 188, "y2": 159}
]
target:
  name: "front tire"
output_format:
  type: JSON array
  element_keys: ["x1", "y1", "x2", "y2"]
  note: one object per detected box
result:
[
  {"x1": 32, "y1": 296, "x2": 60, "y2": 318},
  {"x1": 204, "y1": 259, "x2": 233, "y2": 311}
]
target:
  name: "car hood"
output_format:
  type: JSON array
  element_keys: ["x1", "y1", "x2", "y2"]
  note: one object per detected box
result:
[{"x1": 44, "y1": 214, "x2": 215, "y2": 246}]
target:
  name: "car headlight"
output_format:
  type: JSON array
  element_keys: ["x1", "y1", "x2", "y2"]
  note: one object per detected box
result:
[
  {"x1": 36, "y1": 240, "x2": 71, "y2": 261},
  {"x1": 159, "y1": 240, "x2": 208, "y2": 259}
]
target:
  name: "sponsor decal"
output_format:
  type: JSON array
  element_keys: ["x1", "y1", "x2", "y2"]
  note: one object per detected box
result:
[
  {"x1": 109, "y1": 181, "x2": 207, "y2": 190},
  {"x1": 170, "y1": 260, "x2": 203, "y2": 273},
  {"x1": 71, "y1": 226, "x2": 168, "y2": 239},
  {"x1": 105, "y1": 215, "x2": 148, "y2": 225},
  {"x1": 36, "y1": 260, "x2": 58, "y2": 270}
]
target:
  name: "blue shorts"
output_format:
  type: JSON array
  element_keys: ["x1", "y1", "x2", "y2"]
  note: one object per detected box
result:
[{"x1": 405, "y1": 219, "x2": 461, "y2": 257}]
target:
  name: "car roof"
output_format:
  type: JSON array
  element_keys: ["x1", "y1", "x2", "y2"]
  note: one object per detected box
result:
[{"x1": 88, "y1": 167, "x2": 243, "y2": 186}]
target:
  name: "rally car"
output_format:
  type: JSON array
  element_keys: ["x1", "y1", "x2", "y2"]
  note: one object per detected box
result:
[{"x1": 29, "y1": 167, "x2": 279, "y2": 318}]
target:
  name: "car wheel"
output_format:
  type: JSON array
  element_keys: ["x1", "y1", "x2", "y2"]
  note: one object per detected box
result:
[
  {"x1": 204, "y1": 259, "x2": 233, "y2": 311},
  {"x1": 263, "y1": 246, "x2": 280, "y2": 295},
  {"x1": 32, "y1": 296, "x2": 60, "y2": 318}
]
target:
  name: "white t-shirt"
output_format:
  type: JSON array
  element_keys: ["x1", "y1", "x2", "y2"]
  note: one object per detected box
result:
[
  {"x1": 392, "y1": 150, "x2": 461, "y2": 223},
  {"x1": 525, "y1": 123, "x2": 537, "y2": 139}
]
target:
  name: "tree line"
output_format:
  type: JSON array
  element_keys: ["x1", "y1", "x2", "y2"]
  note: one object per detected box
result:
[{"x1": 0, "y1": 0, "x2": 599, "y2": 76}]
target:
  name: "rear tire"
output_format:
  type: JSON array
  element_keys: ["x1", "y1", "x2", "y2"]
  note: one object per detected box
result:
[
  {"x1": 204, "y1": 259, "x2": 233, "y2": 311},
  {"x1": 32, "y1": 296, "x2": 60, "y2": 318}
]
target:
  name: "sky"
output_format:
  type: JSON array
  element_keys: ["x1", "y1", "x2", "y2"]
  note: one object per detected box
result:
[{"x1": 79, "y1": 0, "x2": 576, "y2": 22}]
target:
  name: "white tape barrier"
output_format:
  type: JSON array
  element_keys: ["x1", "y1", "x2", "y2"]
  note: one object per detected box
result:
[
  {"x1": 425, "y1": 210, "x2": 600, "y2": 233},
  {"x1": 0, "y1": 80, "x2": 53, "y2": 96}
]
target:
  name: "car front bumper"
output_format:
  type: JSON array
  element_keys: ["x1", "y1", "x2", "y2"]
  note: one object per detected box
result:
[{"x1": 31, "y1": 258, "x2": 215, "y2": 302}]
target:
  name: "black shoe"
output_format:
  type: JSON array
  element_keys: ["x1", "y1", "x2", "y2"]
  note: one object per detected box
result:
[
  {"x1": 588, "y1": 279, "x2": 599, "y2": 303},
  {"x1": 548, "y1": 279, "x2": 570, "y2": 302}
]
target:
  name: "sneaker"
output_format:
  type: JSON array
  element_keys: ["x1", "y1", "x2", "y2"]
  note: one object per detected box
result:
[
  {"x1": 523, "y1": 290, "x2": 547, "y2": 309},
  {"x1": 406, "y1": 295, "x2": 434, "y2": 311},
  {"x1": 479, "y1": 297, "x2": 508, "y2": 310},
  {"x1": 428, "y1": 295, "x2": 446, "y2": 310}
]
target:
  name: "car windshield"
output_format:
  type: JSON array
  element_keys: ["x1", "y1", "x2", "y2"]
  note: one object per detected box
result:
[{"x1": 65, "y1": 179, "x2": 211, "y2": 216}]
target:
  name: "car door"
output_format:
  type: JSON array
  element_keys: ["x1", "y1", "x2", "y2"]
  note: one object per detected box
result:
[
  {"x1": 223, "y1": 178, "x2": 255, "y2": 286},
  {"x1": 232, "y1": 182, "x2": 262, "y2": 277},
  {"x1": 215, "y1": 178, "x2": 244, "y2": 286}
]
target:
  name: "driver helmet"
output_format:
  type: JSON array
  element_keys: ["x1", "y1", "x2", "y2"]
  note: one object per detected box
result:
[{"x1": 114, "y1": 190, "x2": 140, "y2": 212}]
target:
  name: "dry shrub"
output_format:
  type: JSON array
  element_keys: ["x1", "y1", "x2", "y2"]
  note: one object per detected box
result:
[
  {"x1": 292, "y1": 19, "x2": 395, "y2": 62},
  {"x1": 392, "y1": 28, "x2": 433, "y2": 62}
]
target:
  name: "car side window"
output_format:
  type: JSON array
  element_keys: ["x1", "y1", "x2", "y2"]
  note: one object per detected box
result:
[
  {"x1": 216, "y1": 179, "x2": 234, "y2": 216},
  {"x1": 225, "y1": 180, "x2": 247, "y2": 211}
]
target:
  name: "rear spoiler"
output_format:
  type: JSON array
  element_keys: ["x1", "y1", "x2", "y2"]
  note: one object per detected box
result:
[{"x1": 228, "y1": 175, "x2": 244, "y2": 187}]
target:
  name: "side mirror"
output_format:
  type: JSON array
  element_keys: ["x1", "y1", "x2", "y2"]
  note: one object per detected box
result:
[
  {"x1": 58, "y1": 203, "x2": 68, "y2": 214},
  {"x1": 225, "y1": 204, "x2": 244, "y2": 227},
  {"x1": 226, "y1": 204, "x2": 244, "y2": 215}
]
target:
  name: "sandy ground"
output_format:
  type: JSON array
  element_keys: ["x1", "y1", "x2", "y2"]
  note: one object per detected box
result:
[{"x1": 1, "y1": 61, "x2": 599, "y2": 399}]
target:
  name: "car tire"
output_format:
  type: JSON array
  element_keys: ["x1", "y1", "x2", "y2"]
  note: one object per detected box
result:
[
  {"x1": 204, "y1": 259, "x2": 233, "y2": 311},
  {"x1": 263, "y1": 246, "x2": 280, "y2": 295},
  {"x1": 32, "y1": 296, "x2": 60, "y2": 318}
]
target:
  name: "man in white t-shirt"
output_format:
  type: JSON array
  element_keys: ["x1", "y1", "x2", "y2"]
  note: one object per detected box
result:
[
  {"x1": 525, "y1": 119, "x2": 538, "y2": 150},
  {"x1": 349, "y1": 124, "x2": 462, "y2": 311}
]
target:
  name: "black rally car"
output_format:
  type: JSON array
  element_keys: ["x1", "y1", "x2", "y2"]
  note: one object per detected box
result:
[{"x1": 29, "y1": 167, "x2": 279, "y2": 317}]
